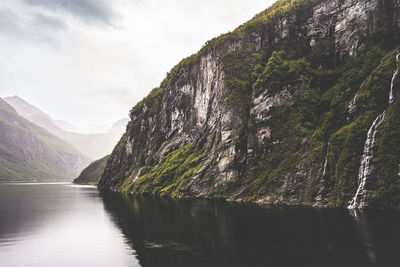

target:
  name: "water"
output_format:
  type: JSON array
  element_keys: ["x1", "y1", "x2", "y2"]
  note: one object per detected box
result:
[
  {"x1": 322, "y1": 142, "x2": 330, "y2": 178},
  {"x1": 388, "y1": 52, "x2": 400, "y2": 105},
  {"x1": 348, "y1": 112, "x2": 385, "y2": 209},
  {"x1": 349, "y1": 51, "x2": 400, "y2": 209},
  {"x1": 1, "y1": 183, "x2": 399, "y2": 267},
  {"x1": 0, "y1": 183, "x2": 139, "y2": 267},
  {"x1": 347, "y1": 76, "x2": 367, "y2": 119}
]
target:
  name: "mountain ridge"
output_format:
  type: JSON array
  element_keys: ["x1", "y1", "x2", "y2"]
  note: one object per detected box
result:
[
  {"x1": 0, "y1": 98, "x2": 90, "y2": 182},
  {"x1": 74, "y1": 155, "x2": 109, "y2": 185},
  {"x1": 4, "y1": 96, "x2": 128, "y2": 160},
  {"x1": 98, "y1": 0, "x2": 400, "y2": 209}
]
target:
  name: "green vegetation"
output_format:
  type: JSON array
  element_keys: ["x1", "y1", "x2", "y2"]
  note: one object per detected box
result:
[
  {"x1": 121, "y1": 46, "x2": 400, "y2": 207},
  {"x1": 128, "y1": 0, "x2": 321, "y2": 119},
  {"x1": 221, "y1": 50, "x2": 262, "y2": 108},
  {"x1": 74, "y1": 155, "x2": 110, "y2": 185},
  {"x1": 242, "y1": 44, "x2": 398, "y2": 206},
  {"x1": 296, "y1": 89, "x2": 320, "y2": 137},
  {"x1": 102, "y1": 0, "x2": 400, "y2": 209},
  {"x1": 122, "y1": 144, "x2": 205, "y2": 197},
  {"x1": 0, "y1": 98, "x2": 90, "y2": 182},
  {"x1": 321, "y1": 49, "x2": 397, "y2": 206},
  {"x1": 254, "y1": 50, "x2": 311, "y2": 96},
  {"x1": 237, "y1": 0, "x2": 319, "y2": 33},
  {"x1": 371, "y1": 58, "x2": 400, "y2": 208},
  {"x1": 129, "y1": 86, "x2": 165, "y2": 118}
]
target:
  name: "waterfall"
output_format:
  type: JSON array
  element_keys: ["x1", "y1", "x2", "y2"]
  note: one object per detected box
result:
[
  {"x1": 347, "y1": 91, "x2": 360, "y2": 121},
  {"x1": 347, "y1": 78, "x2": 367, "y2": 120},
  {"x1": 315, "y1": 143, "x2": 330, "y2": 202},
  {"x1": 348, "y1": 51, "x2": 400, "y2": 209},
  {"x1": 322, "y1": 143, "x2": 330, "y2": 178},
  {"x1": 389, "y1": 52, "x2": 400, "y2": 105},
  {"x1": 348, "y1": 112, "x2": 385, "y2": 209},
  {"x1": 348, "y1": 90, "x2": 360, "y2": 114}
]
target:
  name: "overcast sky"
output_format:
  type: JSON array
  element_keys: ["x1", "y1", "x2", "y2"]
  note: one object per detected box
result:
[{"x1": 0, "y1": 0, "x2": 273, "y2": 127}]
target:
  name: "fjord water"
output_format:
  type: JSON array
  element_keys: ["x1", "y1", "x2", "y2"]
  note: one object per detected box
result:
[
  {"x1": 1, "y1": 184, "x2": 400, "y2": 267},
  {"x1": 0, "y1": 183, "x2": 139, "y2": 266}
]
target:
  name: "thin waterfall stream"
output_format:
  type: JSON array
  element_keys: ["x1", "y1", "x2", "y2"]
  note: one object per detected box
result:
[
  {"x1": 389, "y1": 53, "x2": 400, "y2": 105},
  {"x1": 316, "y1": 143, "x2": 330, "y2": 202},
  {"x1": 322, "y1": 143, "x2": 330, "y2": 178},
  {"x1": 348, "y1": 52, "x2": 400, "y2": 209}
]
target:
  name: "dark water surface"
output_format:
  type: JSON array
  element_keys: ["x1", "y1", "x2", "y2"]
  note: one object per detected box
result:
[{"x1": 0, "y1": 183, "x2": 399, "y2": 267}]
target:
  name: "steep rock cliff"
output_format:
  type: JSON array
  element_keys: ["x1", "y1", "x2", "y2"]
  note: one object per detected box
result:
[{"x1": 99, "y1": 0, "x2": 400, "y2": 209}]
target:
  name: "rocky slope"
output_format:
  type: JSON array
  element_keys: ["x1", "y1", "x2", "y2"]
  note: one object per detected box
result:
[
  {"x1": 0, "y1": 98, "x2": 90, "y2": 182},
  {"x1": 4, "y1": 96, "x2": 128, "y2": 159},
  {"x1": 74, "y1": 155, "x2": 109, "y2": 185},
  {"x1": 99, "y1": 0, "x2": 400, "y2": 209}
]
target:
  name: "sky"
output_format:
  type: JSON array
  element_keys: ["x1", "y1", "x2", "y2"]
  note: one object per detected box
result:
[{"x1": 0, "y1": 0, "x2": 274, "y2": 128}]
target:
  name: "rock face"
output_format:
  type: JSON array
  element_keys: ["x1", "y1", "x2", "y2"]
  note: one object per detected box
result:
[
  {"x1": 0, "y1": 98, "x2": 90, "y2": 182},
  {"x1": 99, "y1": 0, "x2": 400, "y2": 209},
  {"x1": 74, "y1": 155, "x2": 109, "y2": 185}
]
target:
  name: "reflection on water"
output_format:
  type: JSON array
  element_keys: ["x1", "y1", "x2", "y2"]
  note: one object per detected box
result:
[
  {"x1": 0, "y1": 183, "x2": 139, "y2": 267},
  {"x1": 349, "y1": 209, "x2": 377, "y2": 267},
  {"x1": 1, "y1": 183, "x2": 399, "y2": 267},
  {"x1": 102, "y1": 191, "x2": 400, "y2": 267}
]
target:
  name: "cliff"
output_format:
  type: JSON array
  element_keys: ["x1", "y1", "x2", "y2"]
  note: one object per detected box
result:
[
  {"x1": 74, "y1": 155, "x2": 109, "y2": 185},
  {"x1": 99, "y1": 0, "x2": 400, "y2": 209},
  {"x1": 0, "y1": 98, "x2": 90, "y2": 182}
]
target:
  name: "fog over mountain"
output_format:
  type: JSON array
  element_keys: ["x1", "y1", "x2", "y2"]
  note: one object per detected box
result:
[
  {"x1": 4, "y1": 96, "x2": 128, "y2": 160},
  {"x1": 0, "y1": 97, "x2": 90, "y2": 181},
  {"x1": 0, "y1": 0, "x2": 271, "y2": 127}
]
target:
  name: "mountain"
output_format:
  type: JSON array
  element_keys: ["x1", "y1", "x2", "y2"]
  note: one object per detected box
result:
[
  {"x1": 0, "y1": 98, "x2": 90, "y2": 182},
  {"x1": 53, "y1": 120, "x2": 82, "y2": 133},
  {"x1": 3, "y1": 96, "x2": 128, "y2": 159},
  {"x1": 73, "y1": 155, "x2": 109, "y2": 185},
  {"x1": 53, "y1": 119, "x2": 110, "y2": 134},
  {"x1": 99, "y1": 0, "x2": 400, "y2": 209},
  {"x1": 108, "y1": 119, "x2": 130, "y2": 135}
]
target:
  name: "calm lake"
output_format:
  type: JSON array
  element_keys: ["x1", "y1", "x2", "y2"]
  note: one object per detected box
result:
[{"x1": 0, "y1": 183, "x2": 399, "y2": 267}]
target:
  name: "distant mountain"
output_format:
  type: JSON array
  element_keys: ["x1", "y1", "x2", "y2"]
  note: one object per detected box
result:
[
  {"x1": 53, "y1": 119, "x2": 110, "y2": 134},
  {"x1": 0, "y1": 98, "x2": 90, "y2": 182},
  {"x1": 4, "y1": 96, "x2": 128, "y2": 160},
  {"x1": 108, "y1": 118, "x2": 129, "y2": 135},
  {"x1": 53, "y1": 120, "x2": 82, "y2": 133},
  {"x1": 74, "y1": 155, "x2": 109, "y2": 185}
]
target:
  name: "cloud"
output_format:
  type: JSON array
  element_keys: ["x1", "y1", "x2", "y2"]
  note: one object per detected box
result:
[
  {"x1": 94, "y1": 89, "x2": 133, "y2": 96},
  {"x1": 33, "y1": 12, "x2": 67, "y2": 31},
  {"x1": 0, "y1": 0, "x2": 272, "y2": 126},
  {"x1": 24, "y1": 0, "x2": 118, "y2": 25},
  {"x1": 0, "y1": 8, "x2": 24, "y2": 38},
  {"x1": 0, "y1": 7, "x2": 67, "y2": 46},
  {"x1": 0, "y1": 0, "x2": 120, "y2": 47}
]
